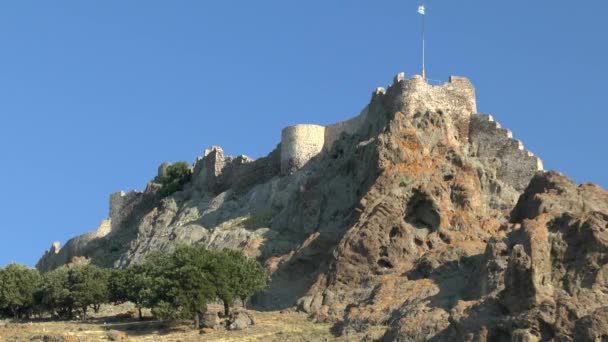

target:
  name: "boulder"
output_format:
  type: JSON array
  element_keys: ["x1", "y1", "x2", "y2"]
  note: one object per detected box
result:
[
  {"x1": 106, "y1": 329, "x2": 129, "y2": 341},
  {"x1": 201, "y1": 311, "x2": 221, "y2": 329},
  {"x1": 228, "y1": 311, "x2": 256, "y2": 330}
]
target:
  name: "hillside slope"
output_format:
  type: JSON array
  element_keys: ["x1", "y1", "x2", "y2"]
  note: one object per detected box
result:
[{"x1": 36, "y1": 73, "x2": 607, "y2": 341}]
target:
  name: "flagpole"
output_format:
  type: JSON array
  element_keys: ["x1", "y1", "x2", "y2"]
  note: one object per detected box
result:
[{"x1": 421, "y1": 2, "x2": 426, "y2": 81}]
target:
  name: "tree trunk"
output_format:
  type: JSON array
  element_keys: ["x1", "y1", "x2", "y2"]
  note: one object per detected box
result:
[
  {"x1": 82, "y1": 306, "x2": 87, "y2": 321},
  {"x1": 223, "y1": 300, "x2": 230, "y2": 317},
  {"x1": 138, "y1": 307, "x2": 143, "y2": 320},
  {"x1": 193, "y1": 312, "x2": 200, "y2": 329}
]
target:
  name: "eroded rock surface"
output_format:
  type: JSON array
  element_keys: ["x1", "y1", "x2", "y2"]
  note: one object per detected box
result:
[{"x1": 36, "y1": 73, "x2": 606, "y2": 341}]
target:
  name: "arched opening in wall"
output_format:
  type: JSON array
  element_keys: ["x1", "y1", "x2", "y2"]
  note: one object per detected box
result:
[{"x1": 405, "y1": 190, "x2": 441, "y2": 231}]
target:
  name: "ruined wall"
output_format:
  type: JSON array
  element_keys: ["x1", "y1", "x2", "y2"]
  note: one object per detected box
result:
[
  {"x1": 189, "y1": 145, "x2": 280, "y2": 195},
  {"x1": 109, "y1": 191, "x2": 143, "y2": 231},
  {"x1": 233, "y1": 147, "x2": 281, "y2": 193},
  {"x1": 469, "y1": 114, "x2": 543, "y2": 191},
  {"x1": 36, "y1": 219, "x2": 112, "y2": 272},
  {"x1": 192, "y1": 146, "x2": 228, "y2": 192}
]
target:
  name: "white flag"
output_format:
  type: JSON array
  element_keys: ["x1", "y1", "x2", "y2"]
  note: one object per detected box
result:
[{"x1": 418, "y1": 5, "x2": 425, "y2": 15}]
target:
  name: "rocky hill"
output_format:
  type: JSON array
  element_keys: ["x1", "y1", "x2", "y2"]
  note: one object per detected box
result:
[{"x1": 36, "y1": 73, "x2": 608, "y2": 341}]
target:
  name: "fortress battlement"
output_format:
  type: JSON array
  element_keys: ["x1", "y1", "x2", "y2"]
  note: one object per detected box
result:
[{"x1": 177, "y1": 72, "x2": 540, "y2": 197}]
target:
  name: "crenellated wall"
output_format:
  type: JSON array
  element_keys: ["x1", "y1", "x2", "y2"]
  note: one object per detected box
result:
[{"x1": 469, "y1": 114, "x2": 543, "y2": 191}]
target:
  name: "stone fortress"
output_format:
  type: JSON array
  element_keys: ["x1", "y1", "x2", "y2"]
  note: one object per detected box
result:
[
  {"x1": 280, "y1": 72, "x2": 543, "y2": 190},
  {"x1": 37, "y1": 70, "x2": 608, "y2": 342},
  {"x1": 38, "y1": 72, "x2": 544, "y2": 270}
]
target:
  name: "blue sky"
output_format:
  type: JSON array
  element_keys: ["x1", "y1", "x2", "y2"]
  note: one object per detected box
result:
[{"x1": 0, "y1": 1, "x2": 606, "y2": 267}]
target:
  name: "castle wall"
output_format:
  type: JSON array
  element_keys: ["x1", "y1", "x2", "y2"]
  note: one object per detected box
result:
[
  {"x1": 469, "y1": 114, "x2": 543, "y2": 192},
  {"x1": 233, "y1": 147, "x2": 281, "y2": 193},
  {"x1": 324, "y1": 106, "x2": 369, "y2": 153},
  {"x1": 279, "y1": 74, "x2": 480, "y2": 174},
  {"x1": 192, "y1": 146, "x2": 227, "y2": 192},
  {"x1": 280, "y1": 124, "x2": 326, "y2": 174},
  {"x1": 109, "y1": 190, "x2": 143, "y2": 231},
  {"x1": 385, "y1": 75, "x2": 477, "y2": 142}
]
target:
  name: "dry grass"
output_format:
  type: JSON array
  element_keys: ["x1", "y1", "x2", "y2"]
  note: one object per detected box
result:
[{"x1": 0, "y1": 303, "x2": 378, "y2": 341}]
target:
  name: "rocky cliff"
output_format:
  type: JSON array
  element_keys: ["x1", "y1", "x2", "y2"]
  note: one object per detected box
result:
[{"x1": 36, "y1": 73, "x2": 607, "y2": 341}]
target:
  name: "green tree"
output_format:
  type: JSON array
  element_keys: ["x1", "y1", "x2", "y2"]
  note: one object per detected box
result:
[
  {"x1": 107, "y1": 268, "x2": 129, "y2": 305},
  {"x1": 68, "y1": 264, "x2": 110, "y2": 320},
  {"x1": 146, "y1": 247, "x2": 215, "y2": 329},
  {"x1": 233, "y1": 253, "x2": 267, "y2": 308},
  {"x1": 41, "y1": 267, "x2": 72, "y2": 319},
  {"x1": 158, "y1": 162, "x2": 192, "y2": 197},
  {"x1": 208, "y1": 249, "x2": 267, "y2": 316},
  {"x1": 0, "y1": 263, "x2": 42, "y2": 319},
  {"x1": 108, "y1": 265, "x2": 153, "y2": 320}
]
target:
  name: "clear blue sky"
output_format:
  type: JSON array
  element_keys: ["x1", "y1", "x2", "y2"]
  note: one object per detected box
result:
[{"x1": 1, "y1": 1, "x2": 606, "y2": 267}]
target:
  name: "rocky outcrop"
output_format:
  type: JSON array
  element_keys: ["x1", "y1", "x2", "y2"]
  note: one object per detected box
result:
[
  {"x1": 36, "y1": 72, "x2": 607, "y2": 341},
  {"x1": 414, "y1": 172, "x2": 608, "y2": 341}
]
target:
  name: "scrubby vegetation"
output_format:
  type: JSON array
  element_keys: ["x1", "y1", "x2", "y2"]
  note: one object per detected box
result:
[
  {"x1": 158, "y1": 161, "x2": 192, "y2": 197},
  {"x1": 0, "y1": 247, "x2": 267, "y2": 329}
]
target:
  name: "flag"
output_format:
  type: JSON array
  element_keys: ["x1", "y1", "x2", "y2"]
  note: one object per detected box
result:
[{"x1": 418, "y1": 5, "x2": 425, "y2": 15}]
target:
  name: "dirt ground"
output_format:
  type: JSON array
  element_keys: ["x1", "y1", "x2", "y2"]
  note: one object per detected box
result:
[{"x1": 0, "y1": 303, "x2": 384, "y2": 341}]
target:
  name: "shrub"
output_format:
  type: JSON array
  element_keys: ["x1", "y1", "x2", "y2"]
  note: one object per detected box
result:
[
  {"x1": 158, "y1": 162, "x2": 192, "y2": 197},
  {"x1": 399, "y1": 177, "x2": 411, "y2": 188}
]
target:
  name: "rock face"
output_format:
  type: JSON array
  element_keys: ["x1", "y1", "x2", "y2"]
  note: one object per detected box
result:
[
  {"x1": 420, "y1": 172, "x2": 608, "y2": 341},
  {"x1": 36, "y1": 73, "x2": 607, "y2": 341}
]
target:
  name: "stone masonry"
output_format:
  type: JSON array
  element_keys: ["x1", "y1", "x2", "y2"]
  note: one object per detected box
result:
[
  {"x1": 280, "y1": 125, "x2": 326, "y2": 175},
  {"x1": 469, "y1": 114, "x2": 543, "y2": 191}
]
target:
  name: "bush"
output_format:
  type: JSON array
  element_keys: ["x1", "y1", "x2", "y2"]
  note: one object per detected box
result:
[{"x1": 158, "y1": 162, "x2": 192, "y2": 197}]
